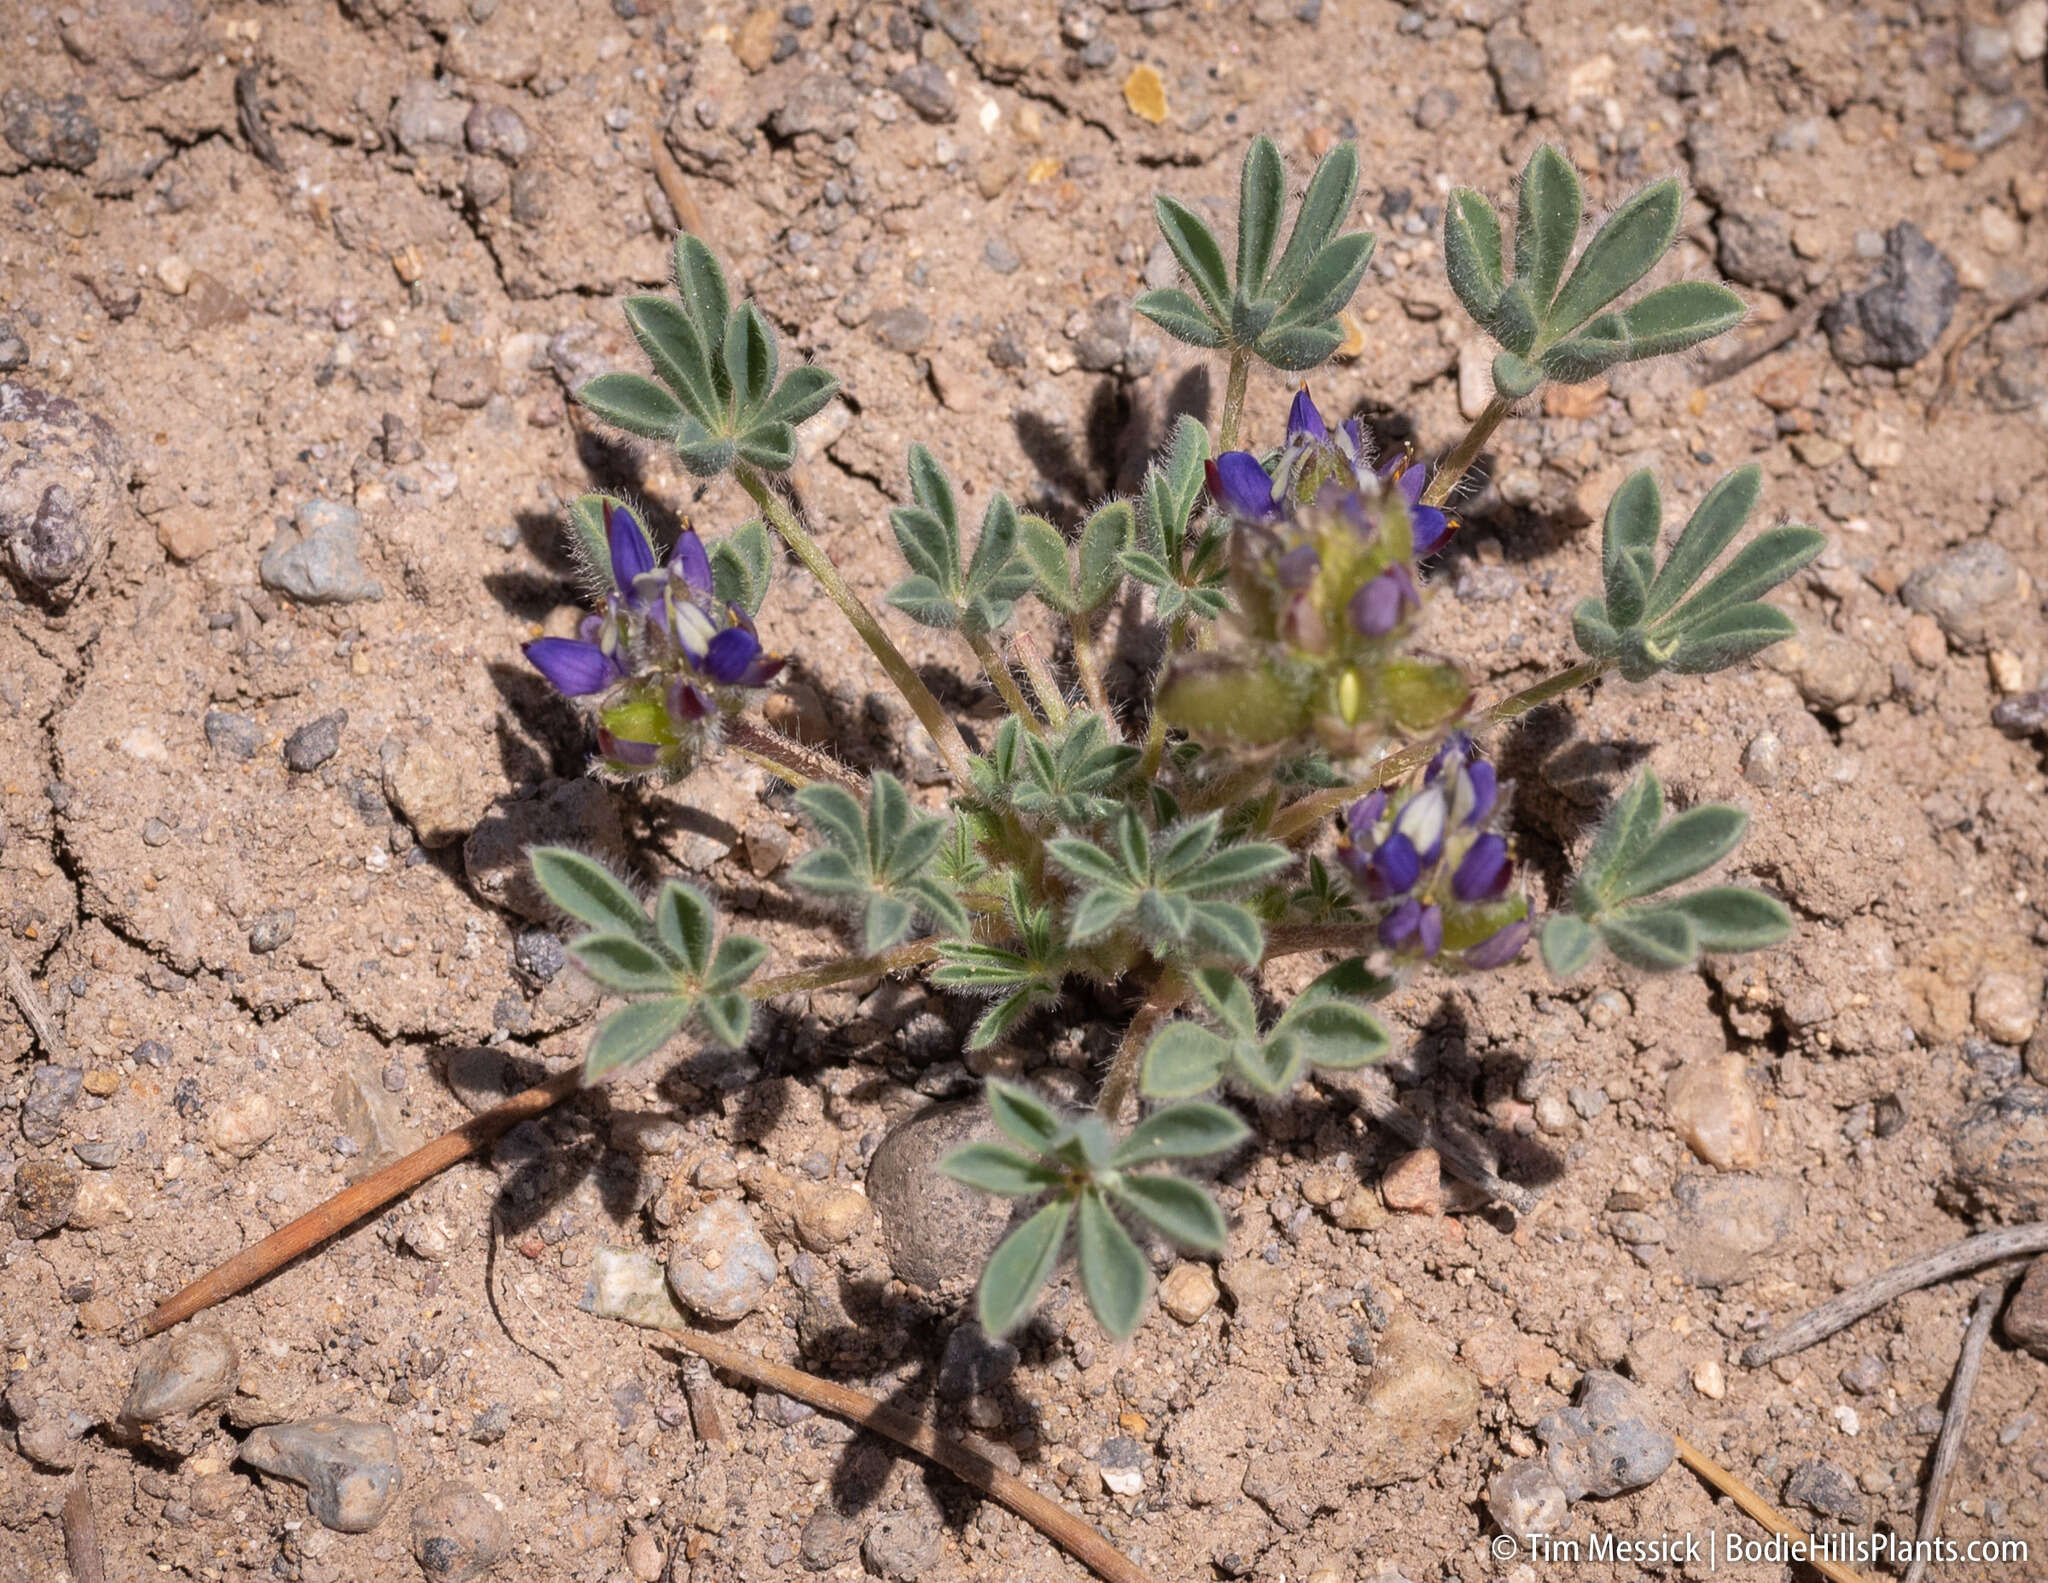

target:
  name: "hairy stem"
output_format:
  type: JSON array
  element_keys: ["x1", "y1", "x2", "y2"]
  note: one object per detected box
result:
[
  {"x1": 1268, "y1": 658, "x2": 1608, "y2": 845},
  {"x1": 750, "y1": 937, "x2": 944, "y2": 997},
  {"x1": 1096, "y1": 970, "x2": 1187, "y2": 1121},
  {"x1": 1011, "y1": 632, "x2": 1071, "y2": 732},
  {"x1": 1136, "y1": 615, "x2": 1188, "y2": 781},
  {"x1": 966, "y1": 628, "x2": 1044, "y2": 734},
  {"x1": 737, "y1": 466, "x2": 974, "y2": 784},
  {"x1": 1422, "y1": 393, "x2": 1510, "y2": 508},
  {"x1": 723, "y1": 715, "x2": 866, "y2": 795},
  {"x1": 1068, "y1": 614, "x2": 1116, "y2": 730},
  {"x1": 1216, "y1": 347, "x2": 1251, "y2": 452}
]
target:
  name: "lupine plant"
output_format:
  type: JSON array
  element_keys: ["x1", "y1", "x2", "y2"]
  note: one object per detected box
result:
[{"x1": 522, "y1": 138, "x2": 1821, "y2": 1341}]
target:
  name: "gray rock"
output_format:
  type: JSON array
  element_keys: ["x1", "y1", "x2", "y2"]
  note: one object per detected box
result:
[
  {"x1": 770, "y1": 72, "x2": 861, "y2": 140},
  {"x1": 74, "y1": 1138, "x2": 124, "y2": 1169},
  {"x1": 1823, "y1": 222, "x2": 1957, "y2": 369},
  {"x1": 21, "y1": 1063, "x2": 83, "y2": 1146},
  {"x1": 1413, "y1": 88, "x2": 1459, "y2": 131},
  {"x1": 0, "y1": 382, "x2": 125, "y2": 606},
  {"x1": 2002, "y1": 1256, "x2": 2048, "y2": 1358},
  {"x1": 872, "y1": 304, "x2": 933, "y2": 354},
  {"x1": 0, "y1": 321, "x2": 27, "y2": 371},
  {"x1": 983, "y1": 235, "x2": 1022, "y2": 275},
  {"x1": 866, "y1": 1099, "x2": 1016, "y2": 1295},
  {"x1": 799, "y1": 1507, "x2": 860, "y2": 1568},
  {"x1": 1784, "y1": 1457, "x2": 1866, "y2": 1523},
  {"x1": 464, "y1": 778, "x2": 627, "y2": 920},
  {"x1": 464, "y1": 102, "x2": 530, "y2": 162},
  {"x1": 260, "y1": 500, "x2": 382, "y2": 604},
  {"x1": 248, "y1": 908, "x2": 296, "y2": 954},
  {"x1": 1901, "y1": 539, "x2": 2021, "y2": 653},
  {"x1": 2, "y1": 88, "x2": 100, "y2": 171},
  {"x1": 1486, "y1": 1457, "x2": 1570, "y2": 1544},
  {"x1": 512, "y1": 927, "x2": 565, "y2": 985},
  {"x1": 446, "y1": 1046, "x2": 520, "y2": 1114},
  {"x1": 1994, "y1": 690, "x2": 2048, "y2": 740},
  {"x1": 1715, "y1": 210, "x2": 1803, "y2": 298},
  {"x1": 121, "y1": 1321, "x2": 238, "y2": 1457},
  {"x1": 411, "y1": 1480, "x2": 512, "y2": 1582},
  {"x1": 204, "y1": 709, "x2": 262, "y2": 761},
  {"x1": 1956, "y1": 91, "x2": 2029, "y2": 153},
  {"x1": 431, "y1": 357, "x2": 495, "y2": 409},
  {"x1": 1067, "y1": 295, "x2": 1133, "y2": 373},
  {"x1": 1485, "y1": 31, "x2": 1546, "y2": 113},
  {"x1": 1538, "y1": 1369, "x2": 1675, "y2": 1499},
  {"x1": 938, "y1": 1323, "x2": 1018, "y2": 1400},
  {"x1": 1839, "y1": 1355, "x2": 1887, "y2": 1394},
  {"x1": 667, "y1": 1199, "x2": 777, "y2": 1320},
  {"x1": 12, "y1": 1158, "x2": 78, "y2": 1237},
  {"x1": 921, "y1": 0, "x2": 981, "y2": 46},
  {"x1": 391, "y1": 79, "x2": 471, "y2": 153},
  {"x1": 283, "y1": 711, "x2": 348, "y2": 772},
  {"x1": 1666, "y1": 1172, "x2": 1799, "y2": 1287},
  {"x1": 1950, "y1": 1084, "x2": 2048, "y2": 1218},
  {"x1": 241, "y1": 1417, "x2": 404, "y2": 1532},
  {"x1": 889, "y1": 64, "x2": 958, "y2": 123},
  {"x1": 862, "y1": 1508, "x2": 941, "y2": 1579}
]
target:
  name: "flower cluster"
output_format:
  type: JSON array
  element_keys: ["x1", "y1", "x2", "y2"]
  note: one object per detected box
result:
[
  {"x1": 1336, "y1": 734, "x2": 1530, "y2": 969},
  {"x1": 523, "y1": 500, "x2": 782, "y2": 777},
  {"x1": 1159, "y1": 388, "x2": 1468, "y2": 751}
]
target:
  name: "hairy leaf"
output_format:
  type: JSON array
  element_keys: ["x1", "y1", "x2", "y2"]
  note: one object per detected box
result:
[
  {"x1": 1610, "y1": 805, "x2": 1748, "y2": 902},
  {"x1": 585, "y1": 997, "x2": 694, "y2": 1082},
  {"x1": 766, "y1": 364, "x2": 839, "y2": 426},
  {"x1": 1540, "y1": 914, "x2": 1597, "y2": 978},
  {"x1": 942, "y1": 1143, "x2": 1061, "y2": 1197},
  {"x1": 1666, "y1": 602, "x2": 1798, "y2": 675},
  {"x1": 1642, "y1": 465, "x2": 1760, "y2": 622},
  {"x1": 1252, "y1": 319, "x2": 1346, "y2": 372},
  {"x1": 531, "y1": 848, "x2": 648, "y2": 936},
  {"x1": 1601, "y1": 469, "x2": 1662, "y2": 630},
  {"x1": 1274, "y1": 230, "x2": 1374, "y2": 329},
  {"x1": 1662, "y1": 527, "x2": 1826, "y2": 635},
  {"x1": 1669, "y1": 886, "x2": 1792, "y2": 950},
  {"x1": 1140, "y1": 1022, "x2": 1231, "y2": 1098},
  {"x1": 1154, "y1": 196, "x2": 1230, "y2": 319},
  {"x1": 571, "y1": 932, "x2": 680, "y2": 994},
  {"x1": 1514, "y1": 143, "x2": 1582, "y2": 311},
  {"x1": 986, "y1": 1077, "x2": 1063, "y2": 1153},
  {"x1": 1236, "y1": 135, "x2": 1286, "y2": 294},
  {"x1": 1114, "y1": 1100, "x2": 1249, "y2": 1165},
  {"x1": 1443, "y1": 188, "x2": 1506, "y2": 324},
  {"x1": 1076, "y1": 1189, "x2": 1149, "y2": 1338},
  {"x1": 621, "y1": 294, "x2": 720, "y2": 425},
  {"x1": 978, "y1": 1200, "x2": 1072, "y2": 1337},
  {"x1": 1134, "y1": 288, "x2": 1224, "y2": 349},
  {"x1": 709, "y1": 518, "x2": 774, "y2": 616},
  {"x1": 1267, "y1": 140, "x2": 1359, "y2": 303},
  {"x1": 1112, "y1": 1173, "x2": 1227, "y2": 1250},
  {"x1": 1279, "y1": 1000, "x2": 1388, "y2": 1069},
  {"x1": 578, "y1": 372, "x2": 683, "y2": 440},
  {"x1": 653, "y1": 880, "x2": 715, "y2": 976},
  {"x1": 1546, "y1": 177, "x2": 1682, "y2": 336},
  {"x1": 1599, "y1": 905, "x2": 1698, "y2": 971}
]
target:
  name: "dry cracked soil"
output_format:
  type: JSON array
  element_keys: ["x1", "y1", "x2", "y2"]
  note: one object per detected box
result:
[{"x1": 2, "y1": 0, "x2": 2048, "y2": 1579}]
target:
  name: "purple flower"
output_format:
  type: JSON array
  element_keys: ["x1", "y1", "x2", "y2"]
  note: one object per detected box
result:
[
  {"x1": 670, "y1": 527, "x2": 713, "y2": 597},
  {"x1": 1378, "y1": 454, "x2": 1454, "y2": 558},
  {"x1": 1378, "y1": 898, "x2": 1443, "y2": 959},
  {"x1": 1287, "y1": 387, "x2": 1328, "y2": 444},
  {"x1": 1205, "y1": 453, "x2": 1281, "y2": 522},
  {"x1": 703, "y1": 623, "x2": 784, "y2": 686},
  {"x1": 597, "y1": 727, "x2": 661, "y2": 767},
  {"x1": 608, "y1": 502, "x2": 657, "y2": 596},
  {"x1": 1451, "y1": 833, "x2": 1512, "y2": 902},
  {"x1": 1343, "y1": 829, "x2": 1420, "y2": 900},
  {"x1": 1347, "y1": 565, "x2": 1420, "y2": 637},
  {"x1": 522, "y1": 637, "x2": 622, "y2": 697},
  {"x1": 1276, "y1": 545, "x2": 1321, "y2": 590},
  {"x1": 1459, "y1": 917, "x2": 1530, "y2": 970}
]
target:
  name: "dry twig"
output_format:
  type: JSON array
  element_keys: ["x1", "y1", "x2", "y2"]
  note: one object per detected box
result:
[
  {"x1": 2, "y1": 940, "x2": 66, "y2": 1061},
  {"x1": 61, "y1": 1472, "x2": 106, "y2": 1583},
  {"x1": 648, "y1": 133, "x2": 707, "y2": 238},
  {"x1": 1902, "y1": 1285, "x2": 2002, "y2": 1583},
  {"x1": 679, "y1": 1356, "x2": 727, "y2": 1444},
  {"x1": 653, "y1": 1324, "x2": 1158, "y2": 1583},
  {"x1": 1739, "y1": 1222, "x2": 2048, "y2": 1367},
  {"x1": 1673, "y1": 1433, "x2": 1872, "y2": 1583},
  {"x1": 1929, "y1": 276, "x2": 2048, "y2": 420},
  {"x1": 1698, "y1": 289, "x2": 1831, "y2": 385},
  {"x1": 138, "y1": 1067, "x2": 584, "y2": 1337}
]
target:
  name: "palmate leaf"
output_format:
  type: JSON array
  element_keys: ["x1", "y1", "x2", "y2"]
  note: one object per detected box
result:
[
  {"x1": 1643, "y1": 465, "x2": 1760, "y2": 621},
  {"x1": 579, "y1": 372, "x2": 683, "y2": 440},
  {"x1": 986, "y1": 1076, "x2": 1062, "y2": 1153},
  {"x1": 653, "y1": 880, "x2": 716, "y2": 976},
  {"x1": 1444, "y1": 188, "x2": 1506, "y2": 324},
  {"x1": 622, "y1": 293, "x2": 720, "y2": 426},
  {"x1": 586, "y1": 997, "x2": 696, "y2": 1081},
  {"x1": 1236, "y1": 134, "x2": 1286, "y2": 294},
  {"x1": 1546, "y1": 178, "x2": 1683, "y2": 337},
  {"x1": 1153, "y1": 196, "x2": 1230, "y2": 319},
  {"x1": 1140, "y1": 1022, "x2": 1231, "y2": 1097},
  {"x1": 1134, "y1": 288, "x2": 1224, "y2": 349},
  {"x1": 1267, "y1": 140, "x2": 1360, "y2": 303},
  {"x1": 1669, "y1": 887, "x2": 1791, "y2": 949},
  {"x1": 942, "y1": 1143, "x2": 1061, "y2": 1197},
  {"x1": 708, "y1": 517, "x2": 774, "y2": 615},
  {"x1": 1514, "y1": 143, "x2": 1581, "y2": 314}
]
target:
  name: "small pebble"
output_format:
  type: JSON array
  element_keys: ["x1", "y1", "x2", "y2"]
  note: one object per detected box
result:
[
  {"x1": 794, "y1": 1184, "x2": 870, "y2": 1250},
  {"x1": 1538, "y1": 1369, "x2": 1675, "y2": 1498},
  {"x1": 284, "y1": 710, "x2": 348, "y2": 772},
  {"x1": 1665, "y1": 1054, "x2": 1764, "y2": 1170},
  {"x1": 1159, "y1": 1262, "x2": 1220, "y2": 1324},
  {"x1": 12, "y1": 1158, "x2": 78, "y2": 1237},
  {"x1": 20, "y1": 1062, "x2": 83, "y2": 1145},
  {"x1": 667, "y1": 1199, "x2": 777, "y2": 1320},
  {"x1": 1486, "y1": 1458, "x2": 1569, "y2": 1544},
  {"x1": 121, "y1": 1321, "x2": 239, "y2": 1452},
  {"x1": 625, "y1": 1532, "x2": 666, "y2": 1582},
  {"x1": 1381, "y1": 1148, "x2": 1442, "y2": 1213},
  {"x1": 1975, "y1": 973, "x2": 2039, "y2": 1046},
  {"x1": 1691, "y1": 1359, "x2": 1727, "y2": 1399},
  {"x1": 204, "y1": 709, "x2": 262, "y2": 761},
  {"x1": 206, "y1": 1093, "x2": 280, "y2": 1160},
  {"x1": 411, "y1": 1481, "x2": 512, "y2": 1582},
  {"x1": 241, "y1": 1417, "x2": 403, "y2": 1533}
]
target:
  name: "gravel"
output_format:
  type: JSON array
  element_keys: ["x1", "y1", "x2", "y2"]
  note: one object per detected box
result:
[
  {"x1": 241, "y1": 1417, "x2": 405, "y2": 1532},
  {"x1": 260, "y1": 501, "x2": 382, "y2": 605},
  {"x1": 1823, "y1": 221, "x2": 1958, "y2": 368},
  {"x1": 283, "y1": 710, "x2": 348, "y2": 771}
]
